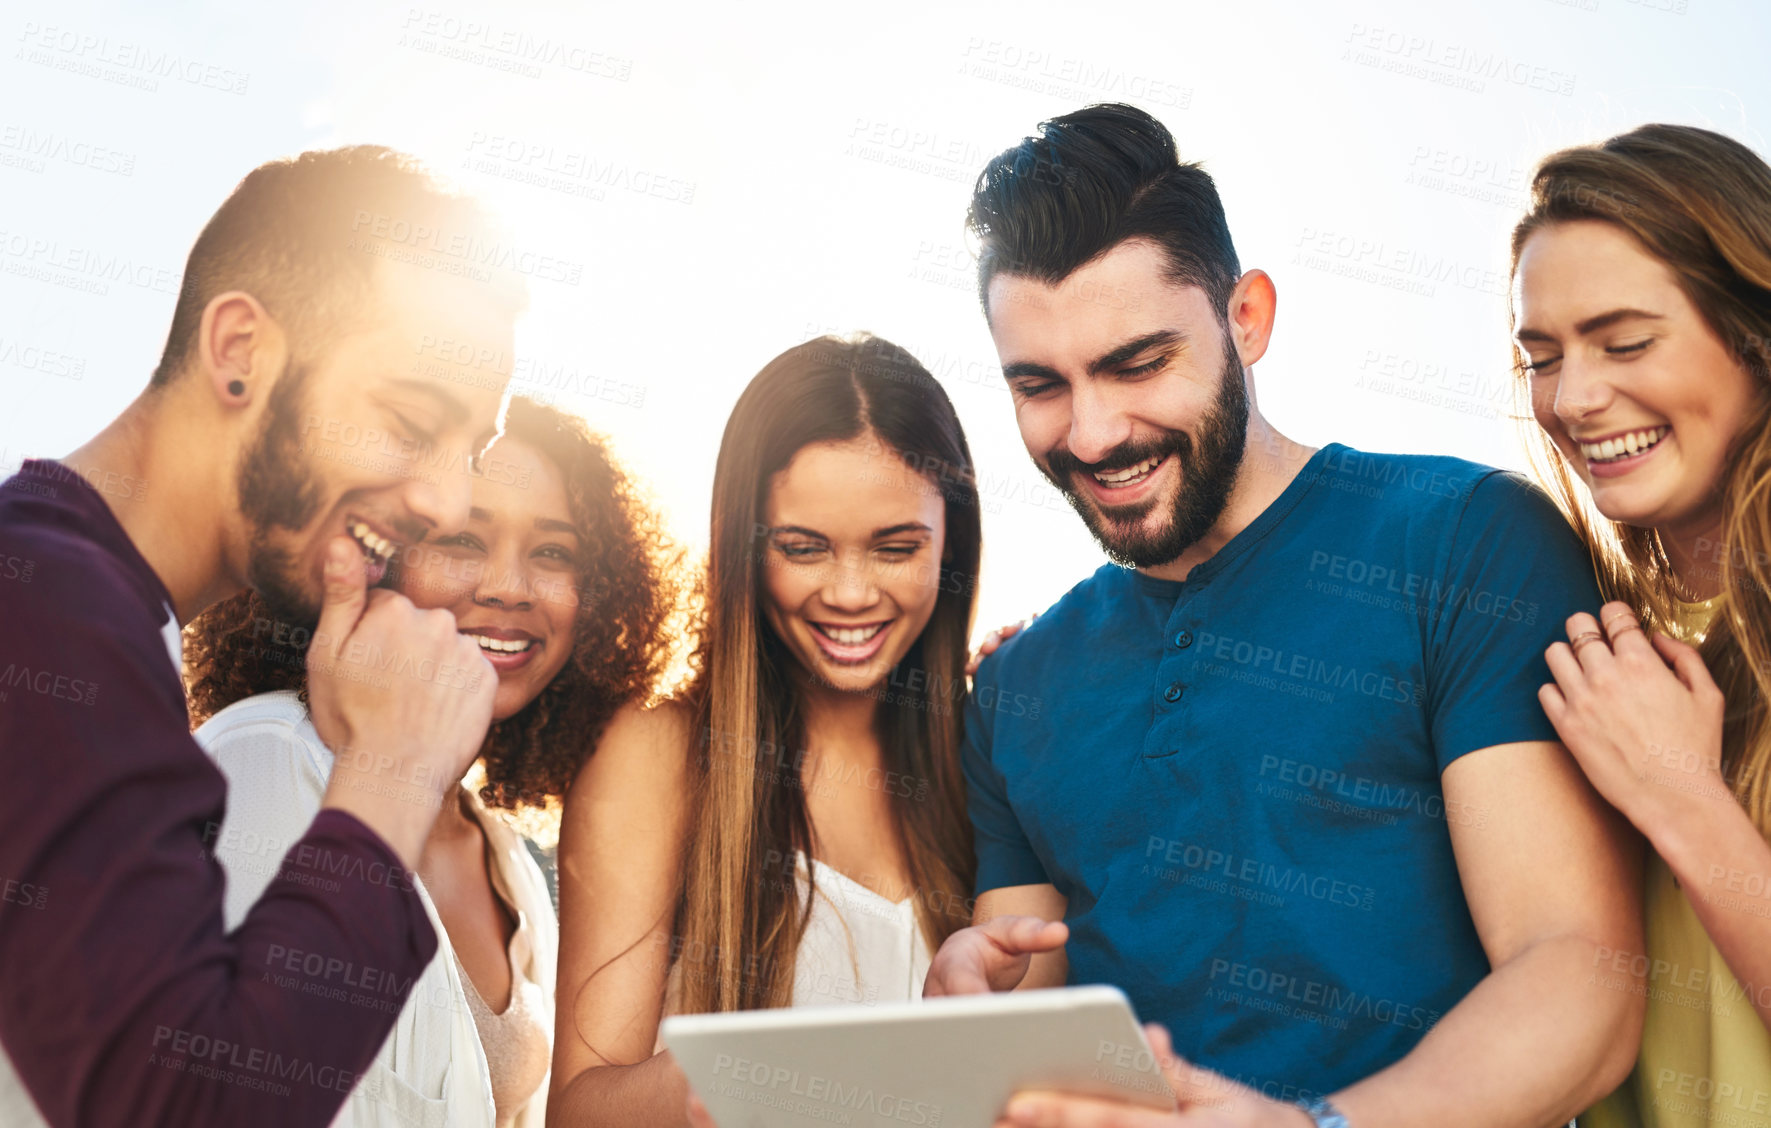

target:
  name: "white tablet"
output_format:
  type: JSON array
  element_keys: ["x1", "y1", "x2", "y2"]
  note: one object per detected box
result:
[{"x1": 661, "y1": 985, "x2": 1175, "y2": 1127}]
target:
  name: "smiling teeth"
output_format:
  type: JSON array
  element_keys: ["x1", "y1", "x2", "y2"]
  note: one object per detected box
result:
[
  {"x1": 1094, "y1": 456, "x2": 1161, "y2": 485},
  {"x1": 469, "y1": 634, "x2": 533, "y2": 654},
  {"x1": 348, "y1": 520, "x2": 395, "y2": 563},
  {"x1": 820, "y1": 623, "x2": 885, "y2": 645},
  {"x1": 1579, "y1": 426, "x2": 1669, "y2": 463}
]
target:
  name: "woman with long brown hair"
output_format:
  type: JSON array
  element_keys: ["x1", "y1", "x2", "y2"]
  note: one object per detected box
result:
[
  {"x1": 547, "y1": 333, "x2": 981, "y2": 1126},
  {"x1": 1510, "y1": 125, "x2": 1771, "y2": 1126},
  {"x1": 185, "y1": 395, "x2": 683, "y2": 1128}
]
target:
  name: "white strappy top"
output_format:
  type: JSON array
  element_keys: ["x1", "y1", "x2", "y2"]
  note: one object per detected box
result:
[
  {"x1": 659, "y1": 850, "x2": 933, "y2": 1028},
  {"x1": 790, "y1": 852, "x2": 933, "y2": 1007}
]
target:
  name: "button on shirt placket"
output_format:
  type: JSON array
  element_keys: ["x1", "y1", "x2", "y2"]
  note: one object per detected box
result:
[{"x1": 1148, "y1": 591, "x2": 1201, "y2": 759}]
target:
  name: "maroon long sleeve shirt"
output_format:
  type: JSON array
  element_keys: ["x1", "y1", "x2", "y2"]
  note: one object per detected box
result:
[{"x1": 0, "y1": 460, "x2": 438, "y2": 1126}]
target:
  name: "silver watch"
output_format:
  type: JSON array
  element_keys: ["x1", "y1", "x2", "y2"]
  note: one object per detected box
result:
[{"x1": 1294, "y1": 1097, "x2": 1350, "y2": 1128}]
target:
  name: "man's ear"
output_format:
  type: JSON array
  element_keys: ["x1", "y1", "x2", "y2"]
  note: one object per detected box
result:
[
  {"x1": 195, "y1": 290, "x2": 287, "y2": 406},
  {"x1": 1224, "y1": 269, "x2": 1277, "y2": 369}
]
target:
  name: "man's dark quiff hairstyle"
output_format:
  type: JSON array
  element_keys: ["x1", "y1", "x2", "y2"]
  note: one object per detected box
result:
[
  {"x1": 150, "y1": 144, "x2": 527, "y2": 388},
  {"x1": 966, "y1": 102, "x2": 1242, "y2": 321}
]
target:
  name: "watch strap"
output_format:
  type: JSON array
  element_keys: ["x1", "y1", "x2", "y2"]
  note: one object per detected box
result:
[{"x1": 1294, "y1": 1096, "x2": 1351, "y2": 1128}]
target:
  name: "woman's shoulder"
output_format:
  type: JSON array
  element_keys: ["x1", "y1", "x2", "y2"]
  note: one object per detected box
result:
[
  {"x1": 196, "y1": 692, "x2": 335, "y2": 930},
  {"x1": 193, "y1": 689, "x2": 332, "y2": 779},
  {"x1": 564, "y1": 697, "x2": 695, "y2": 807},
  {"x1": 590, "y1": 698, "x2": 694, "y2": 764},
  {"x1": 604, "y1": 696, "x2": 695, "y2": 745},
  {"x1": 195, "y1": 687, "x2": 311, "y2": 735}
]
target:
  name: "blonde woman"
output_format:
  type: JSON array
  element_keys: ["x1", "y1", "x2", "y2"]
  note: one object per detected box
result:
[{"x1": 1511, "y1": 125, "x2": 1771, "y2": 1126}]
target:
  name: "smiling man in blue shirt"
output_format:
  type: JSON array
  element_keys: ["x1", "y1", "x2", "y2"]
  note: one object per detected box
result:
[{"x1": 923, "y1": 104, "x2": 1643, "y2": 1128}]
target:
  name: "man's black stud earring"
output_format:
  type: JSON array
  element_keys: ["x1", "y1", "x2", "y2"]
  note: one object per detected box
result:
[{"x1": 227, "y1": 380, "x2": 245, "y2": 396}]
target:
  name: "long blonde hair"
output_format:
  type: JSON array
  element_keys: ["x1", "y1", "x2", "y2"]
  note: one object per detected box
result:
[
  {"x1": 1509, "y1": 124, "x2": 1771, "y2": 831},
  {"x1": 676, "y1": 334, "x2": 981, "y2": 1012}
]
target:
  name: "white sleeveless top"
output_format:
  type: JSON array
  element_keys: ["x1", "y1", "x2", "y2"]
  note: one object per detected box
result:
[
  {"x1": 196, "y1": 691, "x2": 557, "y2": 1128},
  {"x1": 659, "y1": 850, "x2": 933, "y2": 1029},
  {"x1": 791, "y1": 852, "x2": 933, "y2": 1007}
]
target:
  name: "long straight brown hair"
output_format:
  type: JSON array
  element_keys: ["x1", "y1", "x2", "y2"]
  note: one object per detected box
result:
[
  {"x1": 676, "y1": 334, "x2": 982, "y2": 1013},
  {"x1": 1508, "y1": 124, "x2": 1771, "y2": 832}
]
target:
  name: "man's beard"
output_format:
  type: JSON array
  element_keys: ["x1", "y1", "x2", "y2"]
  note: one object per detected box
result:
[
  {"x1": 1038, "y1": 339, "x2": 1250, "y2": 570},
  {"x1": 237, "y1": 361, "x2": 327, "y2": 627}
]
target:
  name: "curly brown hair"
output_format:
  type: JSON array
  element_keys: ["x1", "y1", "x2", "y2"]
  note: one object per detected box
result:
[{"x1": 184, "y1": 394, "x2": 695, "y2": 812}]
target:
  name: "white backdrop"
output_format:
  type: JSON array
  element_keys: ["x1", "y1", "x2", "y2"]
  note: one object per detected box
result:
[{"x1": 0, "y1": 0, "x2": 1758, "y2": 639}]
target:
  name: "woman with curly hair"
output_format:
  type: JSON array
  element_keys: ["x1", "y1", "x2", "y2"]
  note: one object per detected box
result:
[{"x1": 184, "y1": 395, "x2": 684, "y2": 1128}]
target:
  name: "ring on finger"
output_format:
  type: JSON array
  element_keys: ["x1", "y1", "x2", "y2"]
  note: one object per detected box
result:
[
  {"x1": 1607, "y1": 621, "x2": 1646, "y2": 641},
  {"x1": 1569, "y1": 631, "x2": 1607, "y2": 653}
]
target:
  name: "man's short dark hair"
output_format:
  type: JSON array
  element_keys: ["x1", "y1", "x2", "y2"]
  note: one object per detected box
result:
[
  {"x1": 151, "y1": 145, "x2": 526, "y2": 387},
  {"x1": 967, "y1": 103, "x2": 1241, "y2": 320}
]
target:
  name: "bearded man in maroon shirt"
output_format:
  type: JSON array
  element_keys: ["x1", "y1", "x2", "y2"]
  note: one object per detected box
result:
[{"x1": 0, "y1": 146, "x2": 528, "y2": 1126}]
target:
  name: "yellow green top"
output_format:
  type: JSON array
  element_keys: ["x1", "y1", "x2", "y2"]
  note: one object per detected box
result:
[{"x1": 1582, "y1": 594, "x2": 1771, "y2": 1126}]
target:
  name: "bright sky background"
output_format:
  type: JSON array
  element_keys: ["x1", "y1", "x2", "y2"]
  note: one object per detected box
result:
[{"x1": 2, "y1": 0, "x2": 1765, "y2": 640}]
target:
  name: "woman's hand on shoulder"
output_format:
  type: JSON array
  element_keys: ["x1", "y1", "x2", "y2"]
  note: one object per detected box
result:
[{"x1": 1540, "y1": 601, "x2": 1731, "y2": 835}]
